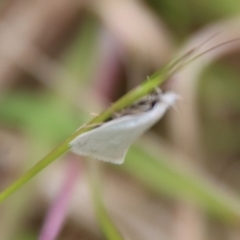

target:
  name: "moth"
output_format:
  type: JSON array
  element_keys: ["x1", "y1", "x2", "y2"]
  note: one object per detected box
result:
[
  {"x1": 69, "y1": 88, "x2": 178, "y2": 164},
  {"x1": 112, "y1": 88, "x2": 162, "y2": 118}
]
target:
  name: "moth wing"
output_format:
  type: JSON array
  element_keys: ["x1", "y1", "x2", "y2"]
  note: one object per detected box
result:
[{"x1": 69, "y1": 92, "x2": 177, "y2": 164}]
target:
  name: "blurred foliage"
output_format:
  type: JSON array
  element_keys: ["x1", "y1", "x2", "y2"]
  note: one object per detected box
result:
[
  {"x1": 147, "y1": 0, "x2": 240, "y2": 38},
  {"x1": 200, "y1": 63, "x2": 240, "y2": 155},
  {"x1": 124, "y1": 142, "x2": 240, "y2": 222},
  {"x1": 64, "y1": 17, "x2": 99, "y2": 84},
  {"x1": 1, "y1": 0, "x2": 240, "y2": 239},
  {"x1": 0, "y1": 91, "x2": 81, "y2": 145}
]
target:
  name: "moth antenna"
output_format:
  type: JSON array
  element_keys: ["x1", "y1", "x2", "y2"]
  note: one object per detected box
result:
[
  {"x1": 167, "y1": 94, "x2": 182, "y2": 116},
  {"x1": 171, "y1": 104, "x2": 182, "y2": 116}
]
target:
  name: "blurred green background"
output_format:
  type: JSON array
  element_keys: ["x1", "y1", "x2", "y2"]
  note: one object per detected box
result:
[{"x1": 1, "y1": 0, "x2": 240, "y2": 239}]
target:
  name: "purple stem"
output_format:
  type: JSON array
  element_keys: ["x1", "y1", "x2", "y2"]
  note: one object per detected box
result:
[{"x1": 38, "y1": 156, "x2": 80, "y2": 240}]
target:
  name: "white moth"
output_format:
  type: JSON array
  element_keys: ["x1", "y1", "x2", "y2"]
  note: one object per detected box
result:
[{"x1": 69, "y1": 89, "x2": 178, "y2": 164}]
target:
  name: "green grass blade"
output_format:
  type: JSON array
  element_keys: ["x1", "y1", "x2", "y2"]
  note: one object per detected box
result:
[
  {"x1": 121, "y1": 139, "x2": 240, "y2": 223},
  {"x1": 0, "y1": 65, "x2": 170, "y2": 203}
]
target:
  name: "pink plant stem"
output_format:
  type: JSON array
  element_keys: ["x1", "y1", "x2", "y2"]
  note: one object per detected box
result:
[{"x1": 38, "y1": 156, "x2": 80, "y2": 240}]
